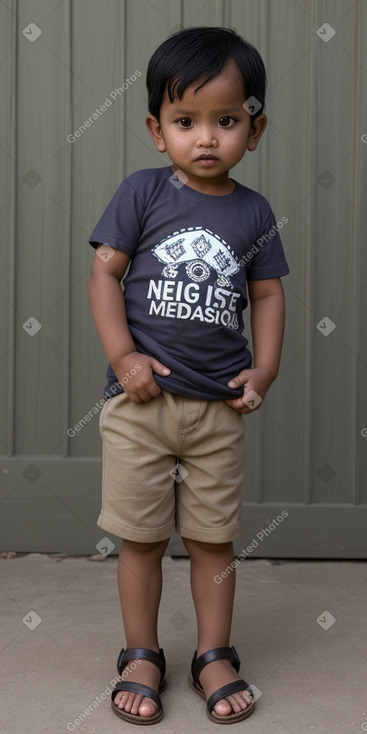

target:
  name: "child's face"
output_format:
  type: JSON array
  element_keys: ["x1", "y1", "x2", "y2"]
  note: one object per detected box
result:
[{"x1": 146, "y1": 59, "x2": 267, "y2": 194}]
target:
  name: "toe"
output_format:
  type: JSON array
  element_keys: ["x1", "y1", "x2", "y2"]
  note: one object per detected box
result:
[
  {"x1": 243, "y1": 690, "x2": 254, "y2": 705},
  {"x1": 128, "y1": 693, "x2": 142, "y2": 715},
  {"x1": 139, "y1": 697, "x2": 159, "y2": 718},
  {"x1": 114, "y1": 693, "x2": 127, "y2": 709},
  {"x1": 122, "y1": 692, "x2": 139, "y2": 713},
  {"x1": 113, "y1": 691, "x2": 158, "y2": 718},
  {"x1": 231, "y1": 691, "x2": 252, "y2": 711},
  {"x1": 213, "y1": 698, "x2": 232, "y2": 716},
  {"x1": 114, "y1": 691, "x2": 129, "y2": 709},
  {"x1": 213, "y1": 691, "x2": 253, "y2": 717}
]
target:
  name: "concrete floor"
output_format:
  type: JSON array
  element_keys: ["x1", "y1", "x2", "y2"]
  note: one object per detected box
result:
[{"x1": 1, "y1": 553, "x2": 367, "y2": 733}]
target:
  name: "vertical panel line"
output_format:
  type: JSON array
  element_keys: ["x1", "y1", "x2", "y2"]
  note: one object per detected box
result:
[
  {"x1": 7, "y1": 0, "x2": 18, "y2": 457},
  {"x1": 65, "y1": 0, "x2": 73, "y2": 458}
]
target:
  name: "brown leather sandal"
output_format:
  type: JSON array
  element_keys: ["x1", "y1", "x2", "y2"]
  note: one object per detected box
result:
[
  {"x1": 188, "y1": 646, "x2": 255, "y2": 724},
  {"x1": 111, "y1": 647, "x2": 167, "y2": 725}
]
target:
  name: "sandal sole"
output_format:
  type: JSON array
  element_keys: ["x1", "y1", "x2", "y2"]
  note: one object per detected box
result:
[
  {"x1": 111, "y1": 699, "x2": 163, "y2": 725},
  {"x1": 187, "y1": 674, "x2": 255, "y2": 724},
  {"x1": 111, "y1": 681, "x2": 166, "y2": 726}
]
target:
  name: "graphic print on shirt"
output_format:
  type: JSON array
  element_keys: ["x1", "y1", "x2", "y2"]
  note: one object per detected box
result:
[
  {"x1": 147, "y1": 227, "x2": 242, "y2": 330},
  {"x1": 152, "y1": 227, "x2": 239, "y2": 288}
]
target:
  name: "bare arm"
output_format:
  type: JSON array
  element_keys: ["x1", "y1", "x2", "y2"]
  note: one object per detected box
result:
[
  {"x1": 87, "y1": 245, "x2": 170, "y2": 403},
  {"x1": 248, "y1": 277, "x2": 285, "y2": 379},
  {"x1": 226, "y1": 278, "x2": 285, "y2": 414}
]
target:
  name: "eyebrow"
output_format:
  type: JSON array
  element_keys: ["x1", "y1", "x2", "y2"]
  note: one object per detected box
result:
[{"x1": 169, "y1": 108, "x2": 242, "y2": 116}]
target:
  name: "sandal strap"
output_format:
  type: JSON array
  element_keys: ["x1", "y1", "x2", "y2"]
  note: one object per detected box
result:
[
  {"x1": 117, "y1": 647, "x2": 166, "y2": 686},
  {"x1": 111, "y1": 681, "x2": 162, "y2": 710},
  {"x1": 191, "y1": 646, "x2": 241, "y2": 686},
  {"x1": 207, "y1": 679, "x2": 253, "y2": 713}
]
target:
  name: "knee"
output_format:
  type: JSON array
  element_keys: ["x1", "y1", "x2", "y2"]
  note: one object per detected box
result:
[
  {"x1": 182, "y1": 537, "x2": 233, "y2": 556},
  {"x1": 121, "y1": 538, "x2": 170, "y2": 556}
]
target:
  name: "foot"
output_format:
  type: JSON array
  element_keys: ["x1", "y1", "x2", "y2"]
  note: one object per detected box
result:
[
  {"x1": 197, "y1": 654, "x2": 253, "y2": 717},
  {"x1": 113, "y1": 656, "x2": 162, "y2": 719}
]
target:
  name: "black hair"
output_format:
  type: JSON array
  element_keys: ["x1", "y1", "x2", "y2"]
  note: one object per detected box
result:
[{"x1": 146, "y1": 26, "x2": 267, "y2": 122}]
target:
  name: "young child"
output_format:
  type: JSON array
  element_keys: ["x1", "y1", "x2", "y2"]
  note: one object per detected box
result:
[{"x1": 88, "y1": 26, "x2": 289, "y2": 725}]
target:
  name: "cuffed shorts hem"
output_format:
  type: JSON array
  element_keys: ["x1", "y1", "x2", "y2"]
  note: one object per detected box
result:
[
  {"x1": 97, "y1": 511, "x2": 175, "y2": 543},
  {"x1": 178, "y1": 520, "x2": 244, "y2": 543}
]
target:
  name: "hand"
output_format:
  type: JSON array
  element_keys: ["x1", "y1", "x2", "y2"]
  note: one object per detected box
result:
[
  {"x1": 112, "y1": 351, "x2": 171, "y2": 403},
  {"x1": 225, "y1": 367, "x2": 274, "y2": 414}
]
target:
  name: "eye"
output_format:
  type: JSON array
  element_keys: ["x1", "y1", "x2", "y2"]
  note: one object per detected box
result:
[
  {"x1": 177, "y1": 117, "x2": 193, "y2": 128},
  {"x1": 218, "y1": 116, "x2": 235, "y2": 127}
]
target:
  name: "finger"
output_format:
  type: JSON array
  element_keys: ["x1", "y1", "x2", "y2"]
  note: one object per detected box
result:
[
  {"x1": 234, "y1": 406, "x2": 252, "y2": 414},
  {"x1": 147, "y1": 381, "x2": 162, "y2": 398},
  {"x1": 226, "y1": 393, "x2": 245, "y2": 408},
  {"x1": 228, "y1": 372, "x2": 250, "y2": 388},
  {"x1": 226, "y1": 399, "x2": 250, "y2": 413},
  {"x1": 136, "y1": 387, "x2": 157, "y2": 403},
  {"x1": 125, "y1": 392, "x2": 143, "y2": 404},
  {"x1": 150, "y1": 358, "x2": 171, "y2": 376}
]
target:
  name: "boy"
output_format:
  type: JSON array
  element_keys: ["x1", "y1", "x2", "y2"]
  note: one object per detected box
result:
[{"x1": 88, "y1": 26, "x2": 289, "y2": 725}]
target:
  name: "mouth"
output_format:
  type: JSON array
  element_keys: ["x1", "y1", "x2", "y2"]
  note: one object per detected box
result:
[
  {"x1": 195, "y1": 154, "x2": 219, "y2": 161},
  {"x1": 195, "y1": 154, "x2": 220, "y2": 167}
]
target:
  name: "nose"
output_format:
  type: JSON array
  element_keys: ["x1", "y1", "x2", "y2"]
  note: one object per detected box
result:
[{"x1": 196, "y1": 125, "x2": 218, "y2": 148}]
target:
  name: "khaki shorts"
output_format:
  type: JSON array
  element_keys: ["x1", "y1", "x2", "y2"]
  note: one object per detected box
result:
[{"x1": 98, "y1": 390, "x2": 246, "y2": 543}]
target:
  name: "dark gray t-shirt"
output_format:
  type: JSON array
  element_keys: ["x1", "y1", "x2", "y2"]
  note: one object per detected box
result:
[{"x1": 89, "y1": 166, "x2": 289, "y2": 400}]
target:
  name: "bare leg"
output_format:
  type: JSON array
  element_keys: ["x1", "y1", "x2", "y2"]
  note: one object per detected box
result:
[
  {"x1": 183, "y1": 538, "x2": 253, "y2": 717},
  {"x1": 114, "y1": 538, "x2": 169, "y2": 718}
]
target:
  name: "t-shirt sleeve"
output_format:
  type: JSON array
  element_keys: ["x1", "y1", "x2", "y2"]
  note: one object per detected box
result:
[
  {"x1": 246, "y1": 203, "x2": 289, "y2": 280},
  {"x1": 88, "y1": 179, "x2": 144, "y2": 257}
]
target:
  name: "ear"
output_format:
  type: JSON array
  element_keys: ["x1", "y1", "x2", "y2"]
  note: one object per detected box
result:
[
  {"x1": 247, "y1": 113, "x2": 267, "y2": 152},
  {"x1": 146, "y1": 114, "x2": 167, "y2": 153}
]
